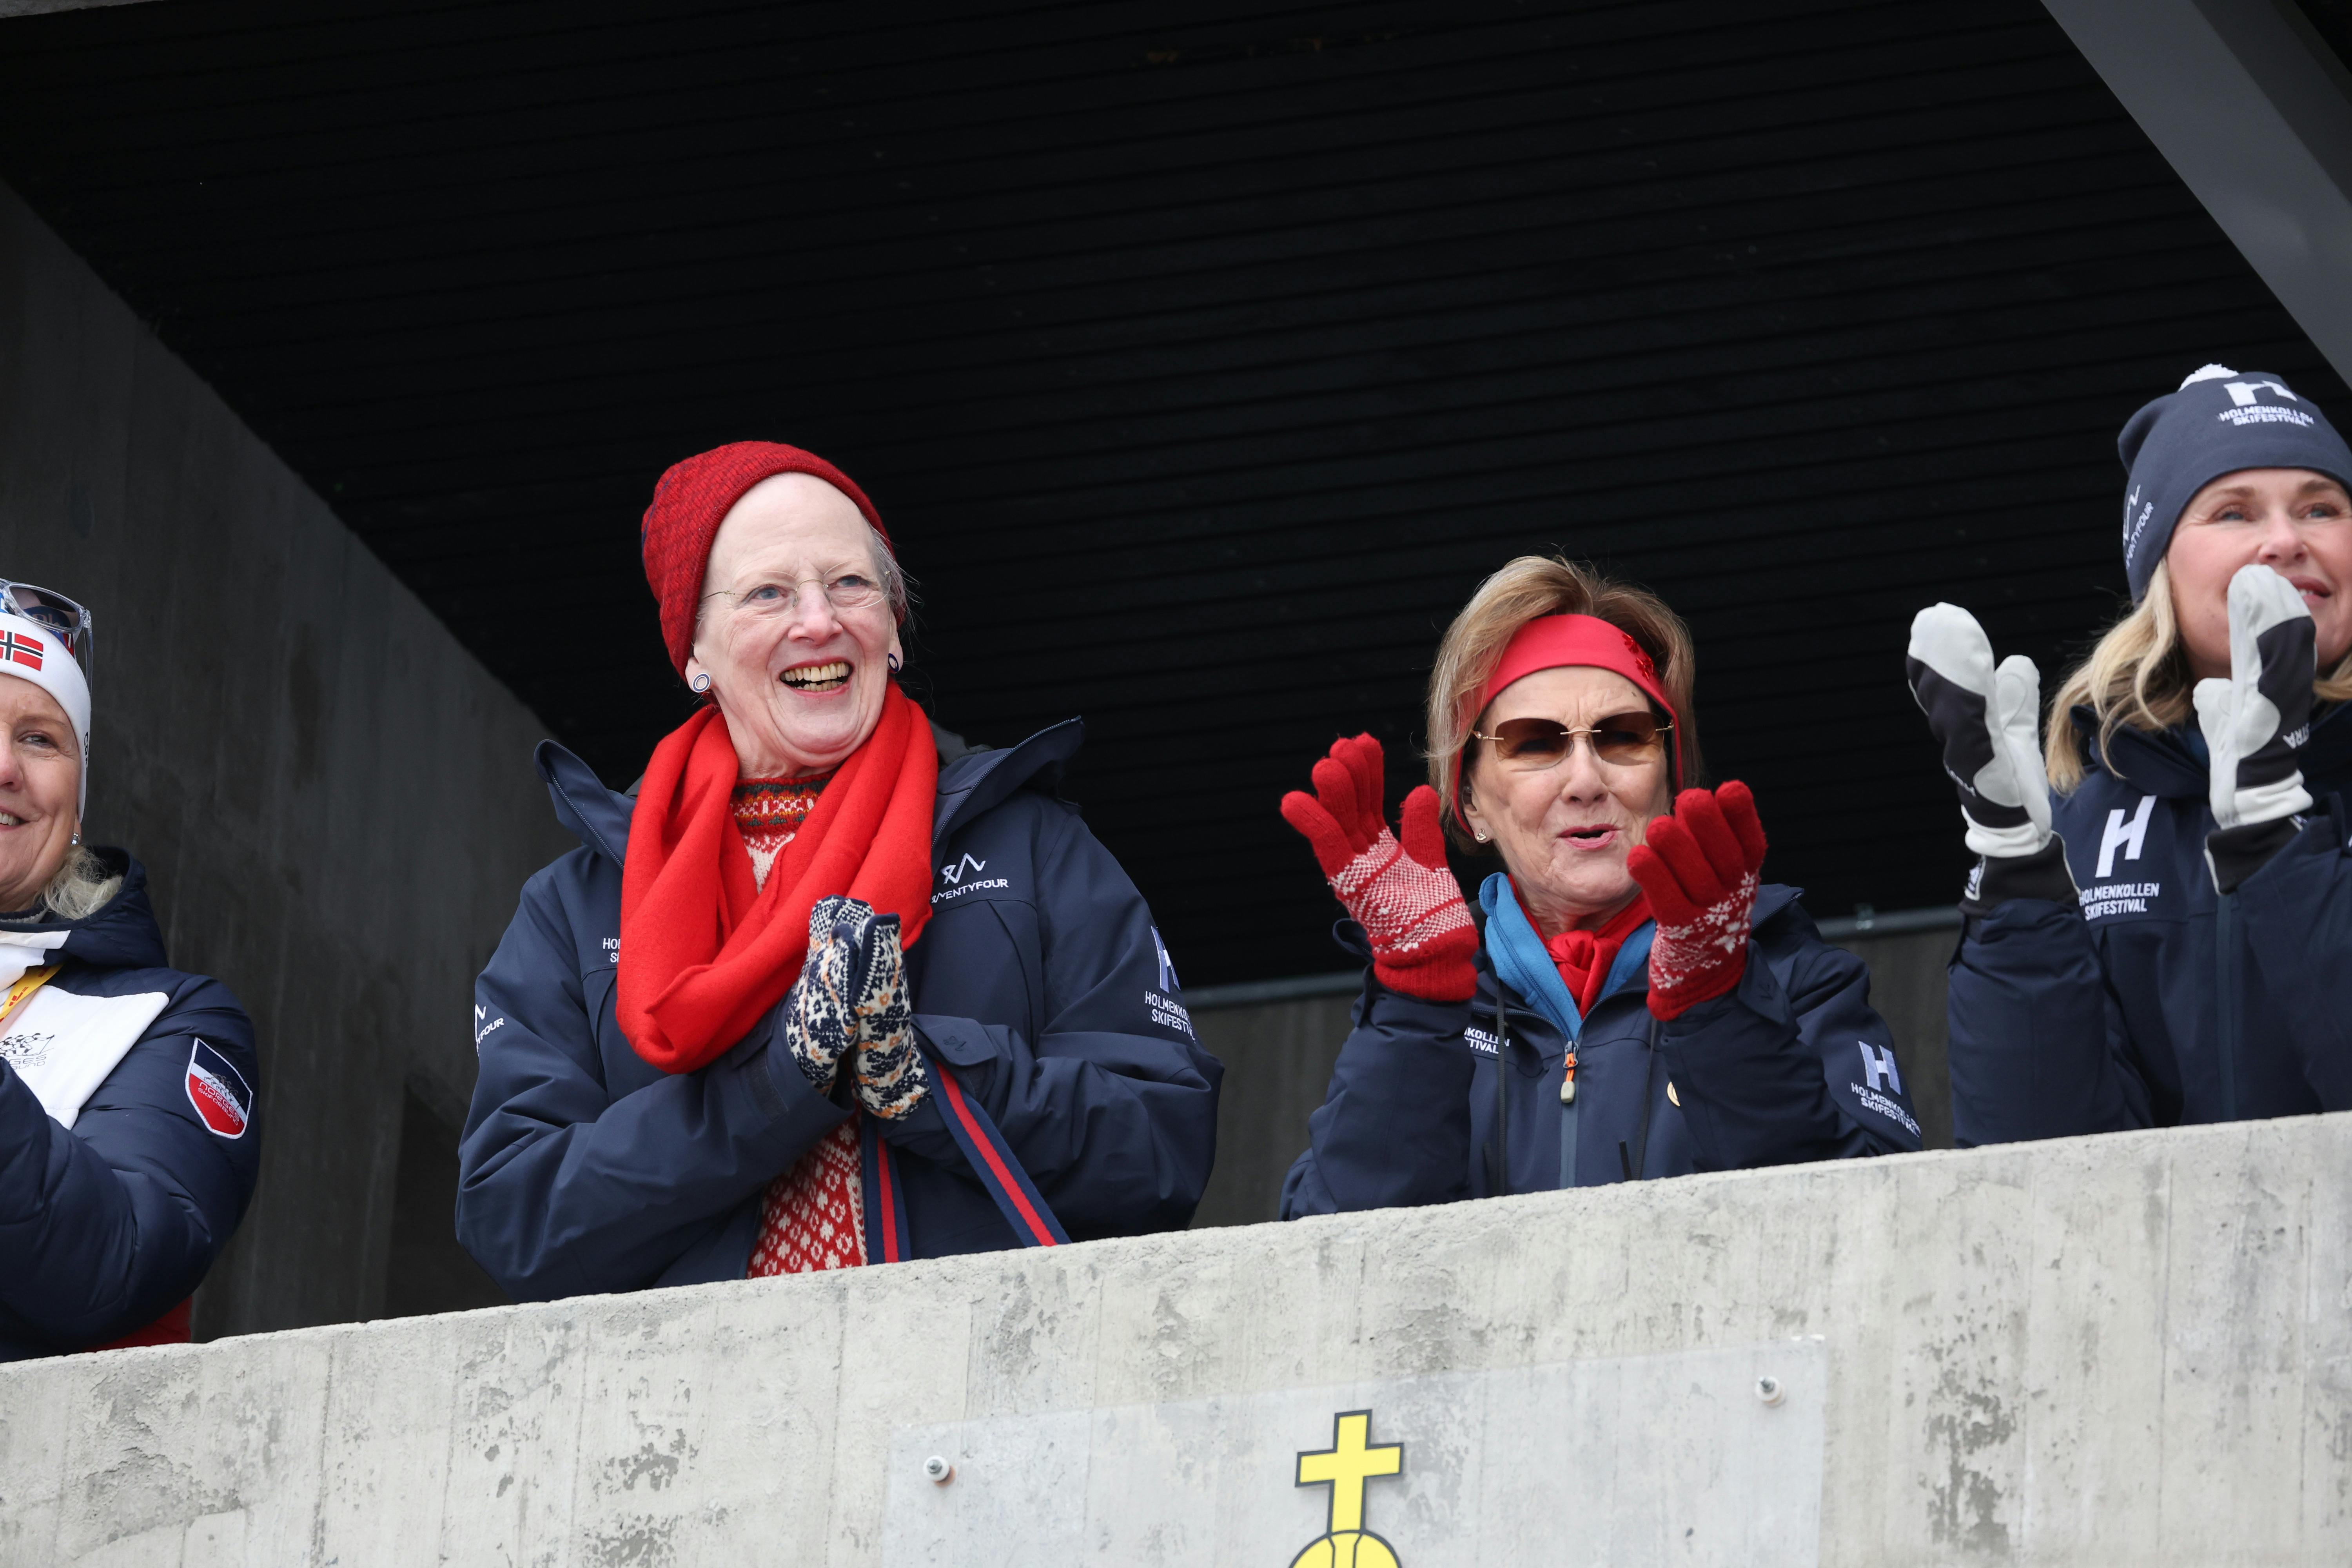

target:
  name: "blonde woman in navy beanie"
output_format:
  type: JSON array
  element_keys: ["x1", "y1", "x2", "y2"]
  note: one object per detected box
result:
[
  {"x1": 0, "y1": 583, "x2": 261, "y2": 1357},
  {"x1": 1908, "y1": 366, "x2": 2352, "y2": 1143}
]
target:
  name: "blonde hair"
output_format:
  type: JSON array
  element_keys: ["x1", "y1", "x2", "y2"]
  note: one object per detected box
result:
[
  {"x1": 36, "y1": 842, "x2": 120, "y2": 922},
  {"x1": 1426, "y1": 555, "x2": 1701, "y2": 849},
  {"x1": 2047, "y1": 557, "x2": 2352, "y2": 789}
]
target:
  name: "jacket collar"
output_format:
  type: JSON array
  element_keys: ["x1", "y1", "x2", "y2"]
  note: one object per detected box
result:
[
  {"x1": 1472, "y1": 880, "x2": 1803, "y2": 1024},
  {"x1": 2068, "y1": 701, "x2": 2352, "y2": 799},
  {"x1": 536, "y1": 716, "x2": 1088, "y2": 865},
  {"x1": 0, "y1": 847, "x2": 169, "y2": 971}
]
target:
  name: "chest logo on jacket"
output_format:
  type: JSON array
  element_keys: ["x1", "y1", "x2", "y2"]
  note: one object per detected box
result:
[
  {"x1": 184, "y1": 1040, "x2": 252, "y2": 1139},
  {"x1": 933, "y1": 852, "x2": 1010, "y2": 904},
  {"x1": 2079, "y1": 794, "x2": 2165, "y2": 920}
]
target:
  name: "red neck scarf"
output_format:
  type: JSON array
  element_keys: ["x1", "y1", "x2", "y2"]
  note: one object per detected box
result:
[
  {"x1": 618, "y1": 686, "x2": 939, "y2": 1073},
  {"x1": 1540, "y1": 892, "x2": 1653, "y2": 1015}
]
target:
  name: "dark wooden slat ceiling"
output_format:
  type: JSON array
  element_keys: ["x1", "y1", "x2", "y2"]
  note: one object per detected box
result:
[{"x1": 2, "y1": 0, "x2": 2341, "y2": 985}]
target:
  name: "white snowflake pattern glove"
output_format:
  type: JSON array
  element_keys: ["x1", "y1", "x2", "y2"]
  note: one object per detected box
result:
[
  {"x1": 848, "y1": 911, "x2": 929, "y2": 1121},
  {"x1": 775, "y1": 896, "x2": 880, "y2": 1092},
  {"x1": 1906, "y1": 603, "x2": 2054, "y2": 859}
]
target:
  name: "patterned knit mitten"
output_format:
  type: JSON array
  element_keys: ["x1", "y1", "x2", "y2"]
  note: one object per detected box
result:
[
  {"x1": 776, "y1": 895, "x2": 879, "y2": 1091},
  {"x1": 1279, "y1": 734, "x2": 1477, "y2": 1002},
  {"x1": 848, "y1": 911, "x2": 931, "y2": 1120},
  {"x1": 1626, "y1": 782, "x2": 1768, "y2": 1022}
]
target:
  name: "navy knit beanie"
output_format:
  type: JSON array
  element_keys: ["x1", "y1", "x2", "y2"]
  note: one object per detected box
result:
[{"x1": 2118, "y1": 365, "x2": 2352, "y2": 603}]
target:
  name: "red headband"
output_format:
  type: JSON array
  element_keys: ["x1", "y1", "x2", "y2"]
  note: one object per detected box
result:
[{"x1": 1474, "y1": 613, "x2": 1685, "y2": 783}]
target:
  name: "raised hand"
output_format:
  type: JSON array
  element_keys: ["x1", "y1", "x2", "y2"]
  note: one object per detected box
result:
[
  {"x1": 1626, "y1": 782, "x2": 1769, "y2": 1021},
  {"x1": 846, "y1": 909, "x2": 929, "y2": 1120},
  {"x1": 1906, "y1": 603, "x2": 2053, "y2": 858},
  {"x1": 1280, "y1": 734, "x2": 1477, "y2": 1002},
  {"x1": 2195, "y1": 563, "x2": 2316, "y2": 831},
  {"x1": 773, "y1": 895, "x2": 880, "y2": 1091}
]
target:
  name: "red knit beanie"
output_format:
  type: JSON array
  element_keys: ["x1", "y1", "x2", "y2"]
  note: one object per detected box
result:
[{"x1": 639, "y1": 441, "x2": 893, "y2": 678}]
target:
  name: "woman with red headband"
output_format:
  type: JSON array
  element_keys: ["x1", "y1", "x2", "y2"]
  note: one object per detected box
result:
[
  {"x1": 457, "y1": 443, "x2": 1221, "y2": 1294},
  {"x1": 1278, "y1": 556, "x2": 1921, "y2": 1214}
]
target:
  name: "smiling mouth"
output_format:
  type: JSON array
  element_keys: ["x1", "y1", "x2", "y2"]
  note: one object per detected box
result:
[
  {"x1": 780, "y1": 661, "x2": 851, "y2": 693},
  {"x1": 0, "y1": 812, "x2": 19, "y2": 827}
]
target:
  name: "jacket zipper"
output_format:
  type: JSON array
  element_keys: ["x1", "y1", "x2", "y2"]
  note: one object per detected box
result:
[{"x1": 2215, "y1": 891, "x2": 2240, "y2": 1120}]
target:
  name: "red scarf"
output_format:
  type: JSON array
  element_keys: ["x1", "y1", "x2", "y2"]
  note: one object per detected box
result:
[
  {"x1": 1541, "y1": 892, "x2": 1653, "y2": 1016},
  {"x1": 618, "y1": 686, "x2": 939, "y2": 1073}
]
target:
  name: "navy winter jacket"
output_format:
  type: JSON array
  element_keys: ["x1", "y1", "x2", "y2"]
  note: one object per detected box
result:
[
  {"x1": 1279, "y1": 885, "x2": 1922, "y2": 1216},
  {"x1": 459, "y1": 720, "x2": 1223, "y2": 1299},
  {"x1": 1948, "y1": 703, "x2": 2352, "y2": 1143},
  {"x1": 0, "y1": 853, "x2": 261, "y2": 1360}
]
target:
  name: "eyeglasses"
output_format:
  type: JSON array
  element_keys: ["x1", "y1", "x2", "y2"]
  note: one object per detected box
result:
[
  {"x1": 1471, "y1": 711, "x2": 1670, "y2": 771},
  {"x1": 0, "y1": 581, "x2": 94, "y2": 690},
  {"x1": 704, "y1": 572, "x2": 887, "y2": 621}
]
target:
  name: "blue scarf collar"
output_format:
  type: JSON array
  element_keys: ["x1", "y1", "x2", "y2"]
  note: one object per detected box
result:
[{"x1": 1477, "y1": 873, "x2": 1654, "y2": 1043}]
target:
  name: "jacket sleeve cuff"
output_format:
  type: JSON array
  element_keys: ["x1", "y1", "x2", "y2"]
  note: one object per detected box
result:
[
  {"x1": 1960, "y1": 836, "x2": 2077, "y2": 915},
  {"x1": 2205, "y1": 817, "x2": 2304, "y2": 895},
  {"x1": 870, "y1": 1091, "x2": 957, "y2": 1163}
]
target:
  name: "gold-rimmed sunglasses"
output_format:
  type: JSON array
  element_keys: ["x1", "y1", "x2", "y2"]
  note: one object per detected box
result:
[{"x1": 1470, "y1": 711, "x2": 1671, "y2": 772}]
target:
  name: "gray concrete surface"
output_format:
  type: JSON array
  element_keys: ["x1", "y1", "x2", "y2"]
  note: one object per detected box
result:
[
  {"x1": 0, "y1": 178, "x2": 571, "y2": 1337},
  {"x1": 3, "y1": 1111, "x2": 2344, "y2": 1565},
  {"x1": 1190, "y1": 924, "x2": 1956, "y2": 1228}
]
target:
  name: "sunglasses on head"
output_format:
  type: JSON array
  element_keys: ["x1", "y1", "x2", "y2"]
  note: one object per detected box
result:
[
  {"x1": 1471, "y1": 711, "x2": 1671, "y2": 771},
  {"x1": 0, "y1": 581, "x2": 93, "y2": 690}
]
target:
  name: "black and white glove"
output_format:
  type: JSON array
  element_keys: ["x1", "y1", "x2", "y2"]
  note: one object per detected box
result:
[
  {"x1": 1907, "y1": 604, "x2": 2073, "y2": 907},
  {"x1": 2196, "y1": 564, "x2": 2316, "y2": 892}
]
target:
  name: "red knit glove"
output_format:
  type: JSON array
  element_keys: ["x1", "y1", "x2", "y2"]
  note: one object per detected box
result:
[
  {"x1": 1280, "y1": 735, "x2": 1477, "y2": 1003},
  {"x1": 1626, "y1": 781, "x2": 1768, "y2": 1021}
]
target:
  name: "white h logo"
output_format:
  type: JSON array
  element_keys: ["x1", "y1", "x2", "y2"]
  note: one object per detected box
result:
[
  {"x1": 1858, "y1": 1042, "x2": 1902, "y2": 1095},
  {"x1": 2225, "y1": 380, "x2": 2297, "y2": 406},
  {"x1": 2096, "y1": 795, "x2": 2156, "y2": 878}
]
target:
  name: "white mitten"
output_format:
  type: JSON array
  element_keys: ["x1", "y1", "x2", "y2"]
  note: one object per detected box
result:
[
  {"x1": 2194, "y1": 564, "x2": 2315, "y2": 831},
  {"x1": 1906, "y1": 603, "x2": 2054, "y2": 858}
]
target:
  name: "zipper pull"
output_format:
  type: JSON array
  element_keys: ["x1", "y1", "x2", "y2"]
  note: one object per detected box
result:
[{"x1": 1560, "y1": 1051, "x2": 1577, "y2": 1105}]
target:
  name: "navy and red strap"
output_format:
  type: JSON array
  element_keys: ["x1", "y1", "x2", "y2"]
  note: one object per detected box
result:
[{"x1": 859, "y1": 1051, "x2": 1067, "y2": 1261}]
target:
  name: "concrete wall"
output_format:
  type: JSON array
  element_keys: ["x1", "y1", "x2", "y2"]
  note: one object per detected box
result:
[
  {"x1": 0, "y1": 179, "x2": 572, "y2": 1337},
  {"x1": 3, "y1": 1111, "x2": 2343, "y2": 1564},
  {"x1": 1190, "y1": 925, "x2": 1957, "y2": 1228}
]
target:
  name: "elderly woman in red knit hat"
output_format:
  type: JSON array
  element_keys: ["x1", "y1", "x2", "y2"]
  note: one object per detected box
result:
[
  {"x1": 1278, "y1": 555, "x2": 1922, "y2": 1214},
  {"x1": 457, "y1": 444, "x2": 1222, "y2": 1292}
]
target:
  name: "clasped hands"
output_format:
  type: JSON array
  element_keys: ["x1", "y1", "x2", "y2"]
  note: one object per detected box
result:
[{"x1": 775, "y1": 895, "x2": 928, "y2": 1120}]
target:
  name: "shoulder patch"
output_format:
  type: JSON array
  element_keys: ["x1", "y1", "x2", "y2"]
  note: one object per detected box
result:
[{"x1": 186, "y1": 1039, "x2": 253, "y2": 1138}]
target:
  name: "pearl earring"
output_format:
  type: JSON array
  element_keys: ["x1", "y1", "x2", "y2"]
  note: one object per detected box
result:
[
  {"x1": 690, "y1": 673, "x2": 711, "y2": 693},
  {"x1": 1474, "y1": 830, "x2": 1489, "y2": 842}
]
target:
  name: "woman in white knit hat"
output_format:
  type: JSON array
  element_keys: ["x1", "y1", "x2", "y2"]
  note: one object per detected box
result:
[{"x1": 0, "y1": 582, "x2": 262, "y2": 1358}]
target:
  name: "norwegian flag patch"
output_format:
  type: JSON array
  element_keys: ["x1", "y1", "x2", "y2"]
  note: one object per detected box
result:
[
  {"x1": 185, "y1": 1039, "x2": 252, "y2": 1138},
  {"x1": 0, "y1": 630, "x2": 42, "y2": 671}
]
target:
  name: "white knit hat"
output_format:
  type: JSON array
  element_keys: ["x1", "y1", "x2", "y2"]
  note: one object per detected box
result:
[{"x1": 0, "y1": 613, "x2": 91, "y2": 818}]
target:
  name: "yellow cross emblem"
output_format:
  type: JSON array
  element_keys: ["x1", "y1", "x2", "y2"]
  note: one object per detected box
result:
[{"x1": 1289, "y1": 1409, "x2": 1404, "y2": 1567}]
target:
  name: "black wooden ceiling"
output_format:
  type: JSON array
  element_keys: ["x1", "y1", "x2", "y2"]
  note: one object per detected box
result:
[{"x1": 2, "y1": 0, "x2": 2342, "y2": 985}]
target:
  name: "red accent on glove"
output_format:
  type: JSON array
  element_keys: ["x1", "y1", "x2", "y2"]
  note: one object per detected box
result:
[
  {"x1": 1281, "y1": 735, "x2": 1478, "y2": 1003},
  {"x1": 1626, "y1": 780, "x2": 1768, "y2": 1021}
]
